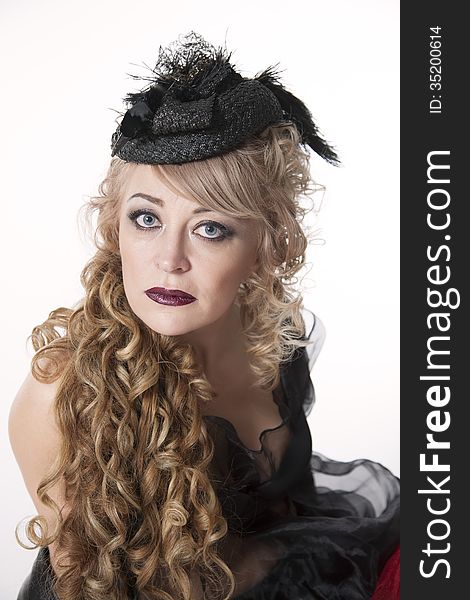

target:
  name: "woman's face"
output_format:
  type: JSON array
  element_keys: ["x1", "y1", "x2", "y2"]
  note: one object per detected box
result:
[{"x1": 118, "y1": 164, "x2": 259, "y2": 336}]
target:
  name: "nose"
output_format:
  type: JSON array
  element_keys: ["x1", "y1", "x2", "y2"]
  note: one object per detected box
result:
[{"x1": 155, "y1": 225, "x2": 191, "y2": 273}]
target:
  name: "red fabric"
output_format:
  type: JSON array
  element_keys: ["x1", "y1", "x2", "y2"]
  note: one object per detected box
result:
[{"x1": 371, "y1": 547, "x2": 400, "y2": 600}]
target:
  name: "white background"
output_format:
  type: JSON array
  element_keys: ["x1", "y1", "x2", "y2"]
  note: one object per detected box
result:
[{"x1": 0, "y1": 0, "x2": 399, "y2": 595}]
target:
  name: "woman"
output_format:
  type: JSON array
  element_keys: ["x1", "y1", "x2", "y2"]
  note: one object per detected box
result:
[{"x1": 10, "y1": 32, "x2": 400, "y2": 600}]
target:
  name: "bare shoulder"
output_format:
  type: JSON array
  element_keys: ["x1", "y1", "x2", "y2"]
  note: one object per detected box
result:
[
  {"x1": 9, "y1": 357, "x2": 63, "y2": 479},
  {"x1": 9, "y1": 356, "x2": 70, "y2": 573}
]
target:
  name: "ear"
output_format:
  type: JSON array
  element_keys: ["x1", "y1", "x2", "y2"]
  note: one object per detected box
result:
[{"x1": 245, "y1": 254, "x2": 260, "y2": 280}]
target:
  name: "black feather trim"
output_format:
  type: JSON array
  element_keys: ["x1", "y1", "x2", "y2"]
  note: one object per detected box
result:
[
  {"x1": 123, "y1": 32, "x2": 240, "y2": 106},
  {"x1": 255, "y1": 65, "x2": 340, "y2": 165}
]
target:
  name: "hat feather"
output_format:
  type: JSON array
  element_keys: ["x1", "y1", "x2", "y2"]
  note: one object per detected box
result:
[{"x1": 255, "y1": 65, "x2": 340, "y2": 165}]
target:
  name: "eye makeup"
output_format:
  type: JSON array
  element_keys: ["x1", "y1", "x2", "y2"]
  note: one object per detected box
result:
[{"x1": 127, "y1": 209, "x2": 235, "y2": 243}]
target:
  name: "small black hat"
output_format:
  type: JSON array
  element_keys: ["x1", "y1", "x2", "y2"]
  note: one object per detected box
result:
[{"x1": 110, "y1": 32, "x2": 339, "y2": 165}]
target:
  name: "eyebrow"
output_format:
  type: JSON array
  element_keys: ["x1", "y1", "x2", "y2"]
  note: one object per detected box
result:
[{"x1": 127, "y1": 193, "x2": 213, "y2": 214}]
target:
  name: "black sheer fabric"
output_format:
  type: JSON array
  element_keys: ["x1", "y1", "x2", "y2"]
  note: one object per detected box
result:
[
  {"x1": 203, "y1": 308, "x2": 400, "y2": 599},
  {"x1": 16, "y1": 308, "x2": 400, "y2": 600}
]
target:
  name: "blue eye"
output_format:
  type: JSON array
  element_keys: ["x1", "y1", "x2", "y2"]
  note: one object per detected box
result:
[
  {"x1": 127, "y1": 210, "x2": 234, "y2": 243},
  {"x1": 195, "y1": 223, "x2": 228, "y2": 241},
  {"x1": 134, "y1": 212, "x2": 158, "y2": 228}
]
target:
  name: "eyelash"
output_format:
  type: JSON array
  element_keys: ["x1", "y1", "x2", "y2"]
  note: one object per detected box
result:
[{"x1": 127, "y1": 209, "x2": 234, "y2": 243}]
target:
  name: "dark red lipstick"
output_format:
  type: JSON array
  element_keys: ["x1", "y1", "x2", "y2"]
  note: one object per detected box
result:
[{"x1": 145, "y1": 287, "x2": 196, "y2": 306}]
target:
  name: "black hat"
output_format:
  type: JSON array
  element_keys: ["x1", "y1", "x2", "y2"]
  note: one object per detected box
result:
[{"x1": 110, "y1": 32, "x2": 339, "y2": 165}]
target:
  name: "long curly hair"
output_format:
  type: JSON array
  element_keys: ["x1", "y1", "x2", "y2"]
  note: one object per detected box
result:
[{"x1": 16, "y1": 121, "x2": 322, "y2": 600}]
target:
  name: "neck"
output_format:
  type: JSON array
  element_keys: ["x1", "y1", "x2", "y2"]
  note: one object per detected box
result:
[{"x1": 176, "y1": 301, "x2": 247, "y2": 375}]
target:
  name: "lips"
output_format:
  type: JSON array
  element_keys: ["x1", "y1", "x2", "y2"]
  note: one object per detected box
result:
[
  {"x1": 145, "y1": 287, "x2": 196, "y2": 306},
  {"x1": 146, "y1": 287, "x2": 195, "y2": 299}
]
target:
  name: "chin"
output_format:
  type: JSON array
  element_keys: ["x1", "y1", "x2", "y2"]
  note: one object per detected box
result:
[{"x1": 141, "y1": 311, "x2": 202, "y2": 337}]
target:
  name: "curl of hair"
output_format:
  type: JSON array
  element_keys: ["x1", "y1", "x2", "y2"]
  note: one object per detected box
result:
[{"x1": 16, "y1": 122, "x2": 322, "y2": 600}]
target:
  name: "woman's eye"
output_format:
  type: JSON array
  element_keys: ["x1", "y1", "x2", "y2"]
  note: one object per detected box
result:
[
  {"x1": 137, "y1": 213, "x2": 158, "y2": 228},
  {"x1": 194, "y1": 222, "x2": 230, "y2": 241},
  {"x1": 129, "y1": 210, "x2": 160, "y2": 230}
]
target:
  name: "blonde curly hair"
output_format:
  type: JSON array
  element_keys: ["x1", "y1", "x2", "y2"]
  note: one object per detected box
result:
[{"x1": 16, "y1": 121, "x2": 322, "y2": 600}]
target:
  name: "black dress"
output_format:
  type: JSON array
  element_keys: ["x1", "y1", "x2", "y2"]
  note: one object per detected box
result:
[{"x1": 16, "y1": 308, "x2": 400, "y2": 600}]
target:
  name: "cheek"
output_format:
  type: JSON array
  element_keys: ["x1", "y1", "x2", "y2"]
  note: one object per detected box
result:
[
  {"x1": 120, "y1": 242, "x2": 136, "y2": 283},
  {"x1": 202, "y1": 250, "x2": 251, "y2": 294},
  {"x1": 120, "y1": 233, "x2": 149, "y2": 275},
  {"x1": 119, "y1": 236, "x2": 150, "y2": 305}
]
